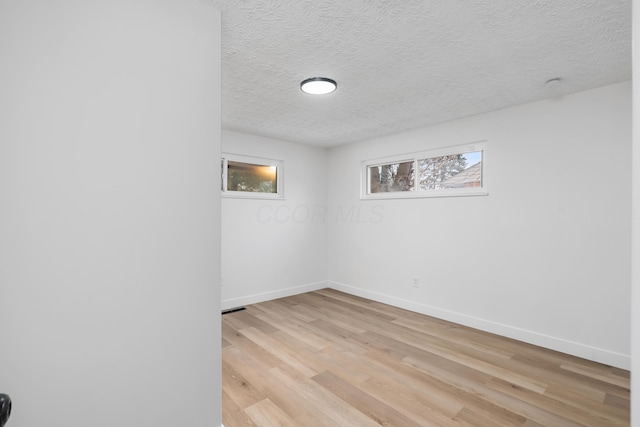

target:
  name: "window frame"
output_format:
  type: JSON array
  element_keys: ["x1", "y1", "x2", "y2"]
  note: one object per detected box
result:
[
  {"x1": 221, "y1": 153, "x2": 284, "y2": 199},
  {"x1": 361, "y1": 141, "x2": 488, "y2": 200}
]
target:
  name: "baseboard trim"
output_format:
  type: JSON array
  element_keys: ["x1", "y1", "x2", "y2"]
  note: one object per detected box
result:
[
  {"x1": 221, "y1": 281, "x2": 329, "y2": 311},
  {"x1": 328, "y1": 281, "x2": 630, "y2": 370}
]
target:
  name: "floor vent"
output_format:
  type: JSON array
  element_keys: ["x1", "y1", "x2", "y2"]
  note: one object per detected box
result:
[{"x1": 222, "y1": 307, "x2": 246, "y2": 315}]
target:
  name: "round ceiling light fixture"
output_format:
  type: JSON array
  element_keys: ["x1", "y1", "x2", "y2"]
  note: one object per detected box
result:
[{"x1": 300, "y1": 77, "x2": 337, "y2": 95}]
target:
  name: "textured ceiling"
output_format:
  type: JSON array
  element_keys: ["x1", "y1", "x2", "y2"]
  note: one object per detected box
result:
[{"x1": 219, "y1": 0, "x2": 631, "y2": 147}]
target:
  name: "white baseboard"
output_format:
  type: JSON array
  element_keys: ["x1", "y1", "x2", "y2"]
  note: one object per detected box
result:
[
  {"x1": 222, "y1": 281, "x2": 329, "y2": 311},
  {"x1": 328, "y1": 281, "x2": 630, "y2": 370}
]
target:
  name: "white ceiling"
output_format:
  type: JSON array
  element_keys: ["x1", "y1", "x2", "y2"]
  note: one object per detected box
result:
[{"x1": 219, "y1": 0, "x2": 631, "y2": 147}]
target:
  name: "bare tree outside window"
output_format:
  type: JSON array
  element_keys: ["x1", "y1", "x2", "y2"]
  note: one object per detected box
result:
[
  {"x1": 419, "y1": 152, "x2": 481, "y2": 190},
  {"x1": 369, "y1": 161, "x2": 414, "y2": 193},
  {"x1": 363, "y1": 145, "x2": 485, "y2": 199}
]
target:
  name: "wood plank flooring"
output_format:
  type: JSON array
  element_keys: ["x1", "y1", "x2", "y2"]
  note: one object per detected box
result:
[{"x1": 222, "y1": 289, "x2": 630, "y2": 426}]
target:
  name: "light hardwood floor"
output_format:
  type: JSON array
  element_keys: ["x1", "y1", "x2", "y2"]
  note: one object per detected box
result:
[{"x1": 222, "y1": 289, "x2": 630, "y2": 426}]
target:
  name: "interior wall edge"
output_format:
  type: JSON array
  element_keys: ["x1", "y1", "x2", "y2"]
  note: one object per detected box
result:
[
  {"x1": 630, "y1": 0, "x2": 640, "y2": 423},
  {"x1": 327, "y1": 280, "x2": 630, "y2": 370}
]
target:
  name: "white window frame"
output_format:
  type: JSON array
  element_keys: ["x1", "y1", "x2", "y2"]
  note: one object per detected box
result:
[
  {"x1": 361, "y1": 141, "x2": 488, "y2": 200},
  {"x1": 221, "y1": 153, "x2": 284, "y2": 199}
]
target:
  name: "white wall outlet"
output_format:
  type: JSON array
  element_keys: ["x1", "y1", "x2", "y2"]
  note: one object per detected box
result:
[{"x1": 412, "y1": 277, "x2": 419, "y2": 288}]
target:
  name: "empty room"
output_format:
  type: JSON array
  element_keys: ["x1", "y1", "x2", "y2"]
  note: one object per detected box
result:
[
  {"x1": 220, "y1": 1, "x2": 634, "y2": 426},
  {"x1": 1, "y1": 1, "x2": 638, "y2": 427}
]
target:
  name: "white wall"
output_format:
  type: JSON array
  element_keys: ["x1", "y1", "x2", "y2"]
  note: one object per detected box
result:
[
  {"x1": 221, "y1": 130, "x2": 328, "y2": 309},
  {"x1": 631, "y1": 0, "x2": 639, "y2": 422},
  {"x1": 328, "y1": 82, "x2": 631, "y2": 369},
  {"x1": 0, "y1": 2, "x2": 222, "y2": 426}
]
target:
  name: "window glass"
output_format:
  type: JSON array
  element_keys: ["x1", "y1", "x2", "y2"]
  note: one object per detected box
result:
[
  {"x1": 222, "y1": 154, "x2": 283, "y2": 199},
  {"x1": 227, "y1": 161, "x2": 277, "y2": 193},
  {"x1": 418, "y1": 151, "x2": 482, "y2": 191},
  {"x1": 362, "y1": 142, "x2": 486, "y2": 199},
  {"x1": 368, "y1": 161, "x2": 414, "y2": 193}
]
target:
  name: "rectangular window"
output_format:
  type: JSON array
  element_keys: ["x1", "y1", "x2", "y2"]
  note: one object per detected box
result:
[
  {"x1": 222, "y1": 154, "x2": 284, "y2": 199},
  {"x1": 363, "y1": 142, "x2": 486, "y2": 199}
]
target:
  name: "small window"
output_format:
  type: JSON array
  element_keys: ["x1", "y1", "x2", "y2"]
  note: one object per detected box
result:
[
  {"x1": 363, "y1": 142, "x2": 486, "y2": 199},
  {"x1": 222, "y1": 154, "x2": 283, "y2": 199}
]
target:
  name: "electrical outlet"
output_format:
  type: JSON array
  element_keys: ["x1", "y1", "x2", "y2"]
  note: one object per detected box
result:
[{"x1": 412, "y1": 277, "x2": 419, "y2": 288}]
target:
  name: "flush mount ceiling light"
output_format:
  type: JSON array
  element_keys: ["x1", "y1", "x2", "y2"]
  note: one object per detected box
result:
[{"x1": 300, "y1": 77, "x2": 337, "y2": 95}]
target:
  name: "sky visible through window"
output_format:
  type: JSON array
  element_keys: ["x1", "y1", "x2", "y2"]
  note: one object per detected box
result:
[{"x1": 463, "y1": 151, "x2": 481, "y2": 167}]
